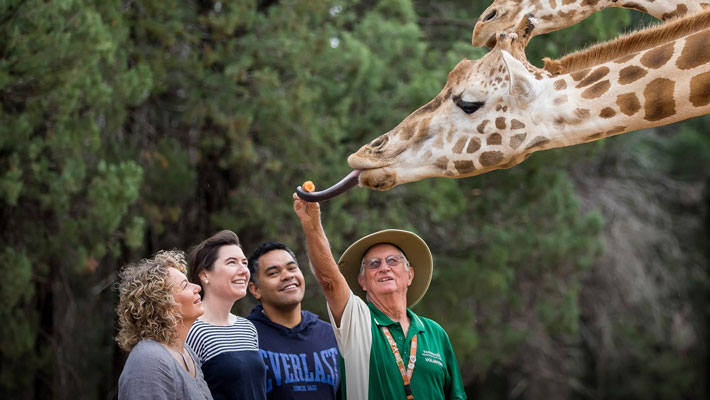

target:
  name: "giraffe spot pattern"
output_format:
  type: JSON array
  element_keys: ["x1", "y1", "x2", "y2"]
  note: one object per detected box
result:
[
  {"x1": 607, "y1": 126, "x2": 626, "y2": 135},
  {"x1": 640, "y1": 43, "x2": 674, "y2": 69},
  {"x1": 435, "y1": 156, "x2": 449, "y2": 171},
  {"x1": 510, "y1": 133, "x2": 527, "y2": 149},
  {"x1": 479, "y1": 151, "x2": 504, "y2": 167},
  {"x1": 690, "y1": 71, "x2": 710, "y2": 107},
  {"x1": 454, "y1": 160, "x2": 476, "y2": 174},
  {"x1": 583, "y1": 127, "x2": 626, "y2": 143},
  {"x1": 581, "y1": 80, "x2": 611, "y2": 99},
  {"x1": 618, "y1": 65, "x2": 647, "y2": 85},
  {"x1": 661, "y1": 4, "x2": 688, "y2": 20},
  {"x1": 677, "y1": 30, "x2": 710, "y2": 70},
  {"x1": 600, "y1": 107, "x2": 616, "y2": 118},
  {"x1": 563, "y1": 0, "x2": 576, "y2": 5},
  {"x1": 447, "y1": 124, "x2": 457, "y2": 142},
  {"x1": 511, "y1": 119, "x2": 525, "y2": 129},
  {"x1": 447, "y1": 65, "x2": 470, "y2": 86},
  {"x1": 452, "y1": 136, "x2": 468, "y2": 154},
  {"x1": 467, "y1": 137, "x2": 482, "y2": 153},
  {"x1": 477, "y1": 120, "x2": 489, "y2": 134},
  {"x1": 570, "y1": 69, "x2": 590, "y2": 81},
  {"x1": 525, "y1": 136, "x2": 550, "y2": 151},
  {"x1": 554, "y1": 95, "x2": 568, "y2": 105},
  {"x1": 644, "y1": 78, "x2": 676, "y2": 121},
  {"x1": 582, "y1": 0, "x2": 601, "y2": 6},
  {"x1": 617, "y1": 93, "x2": 641, "y2": 115},
  {"x1": 624, "y1": 2, "x2": 648, "y2": 13},
  {"x1": 399, "y1": 121, "x2": 417, "y2": 141},
  {"x1": 575, "y1": 108, "x2": 591, "y2": 121},
  {"x1": 410, "y1": 96, "x2": 443, "y2": 120},
  {"x1": 554, "y1": 79, "x2": 567, "y2": 90},
  {"x1": 614, "y1": 54, "x2": 637, "y2": 64},
  {"x1": 549, "y1": 0, "x2": 557, "y2": 9},
  {"x1": 576, "y1": 66, "x2": 610, "y2": 88},
  {"x1": 495, "y1": 117, "x2": 506, "y2": 129},
  {"x1": 584, "y1": 132, "x2": 605, "y2": 141},
  {"x1": 487, "y1": 133, "x2": 502, "y2": 145},
  {"x1": 413, "y1": 117, "x2": 432, "y2": 145}
]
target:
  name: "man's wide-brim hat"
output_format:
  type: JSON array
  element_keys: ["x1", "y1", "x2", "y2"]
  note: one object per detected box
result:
[{"x1": 337, "y1": 229, "x2": 433, "y2": 308}]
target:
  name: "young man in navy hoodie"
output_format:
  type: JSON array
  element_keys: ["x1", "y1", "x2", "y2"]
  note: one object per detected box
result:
[{"x1": 247, "y1": 241, "x2": 341, "y2": 399}]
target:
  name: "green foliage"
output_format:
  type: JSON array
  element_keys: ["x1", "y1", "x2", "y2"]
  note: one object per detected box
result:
[
  {"x1": 663, "y1": 120, "x2": 710, "y2": 180},
  {"x1": 597, "y1": 321, "x2": 701, "y2": 400},
  {"x1": 1, "y1": 0, "x2": 147, "y2": 397}
]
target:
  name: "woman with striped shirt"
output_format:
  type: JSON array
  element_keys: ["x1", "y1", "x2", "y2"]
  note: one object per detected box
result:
[{"x1": 186, "y1": 230, "x2": 267, "y2": 400}]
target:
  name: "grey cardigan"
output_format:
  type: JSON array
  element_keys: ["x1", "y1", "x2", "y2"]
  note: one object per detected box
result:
[{"x1": 118, "y1": 339, "x2": 213, "y2": 400}]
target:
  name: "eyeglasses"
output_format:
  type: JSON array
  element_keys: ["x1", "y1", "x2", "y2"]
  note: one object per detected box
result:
[{"x1": 361, "y1": 255, "x2": 407, "y2": 270}]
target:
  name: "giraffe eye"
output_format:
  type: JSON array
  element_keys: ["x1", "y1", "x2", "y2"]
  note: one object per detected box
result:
[
  {"x1": 483, "y1": 10, "x2": 497, "y2": 21},
  {"x1": 455, "y1": 99, "x2": 484, "y2": 114}
]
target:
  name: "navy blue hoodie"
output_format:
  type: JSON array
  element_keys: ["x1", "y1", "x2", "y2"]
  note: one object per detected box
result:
[{"x1": 247, "y1": 305, "x2": 341, "y2": 400}]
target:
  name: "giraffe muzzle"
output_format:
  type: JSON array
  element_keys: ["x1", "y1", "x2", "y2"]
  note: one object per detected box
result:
[{"x1": 295, "y1": 170, "x2": 362, "y2": 202}]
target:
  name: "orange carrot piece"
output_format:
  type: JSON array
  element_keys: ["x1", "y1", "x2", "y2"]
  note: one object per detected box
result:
[{"x1": 302, "y1": 181, "x2": 315, "y2": 193}]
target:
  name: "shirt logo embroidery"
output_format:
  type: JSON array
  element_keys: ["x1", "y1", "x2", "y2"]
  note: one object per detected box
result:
[
  {"x1": 422, "y1": 350, "x2": 443, "y2": 367},
  {"x1": 259, "y1": 348, "x2": 339, "y2": 392}
]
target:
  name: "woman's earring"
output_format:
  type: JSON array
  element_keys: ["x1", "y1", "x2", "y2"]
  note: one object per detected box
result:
[{"x1": 205, "y1": 279, "x2": 209, "y2": 284}]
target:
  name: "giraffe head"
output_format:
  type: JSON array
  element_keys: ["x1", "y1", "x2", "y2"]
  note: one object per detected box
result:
[
  {"x1": 473, "y1": 0, "x2": 596, "y2": 47},
  {"x1": 473, "y1": 0, "x2": 708, "y2": 48},
  {"x1": 348, "y1": 46, "x2": 559, "y2": 190}
]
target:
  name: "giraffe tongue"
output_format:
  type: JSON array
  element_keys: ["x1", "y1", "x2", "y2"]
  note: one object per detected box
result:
[{"x1": 296, "y1": 170, "x2": 362, "y2": 202}]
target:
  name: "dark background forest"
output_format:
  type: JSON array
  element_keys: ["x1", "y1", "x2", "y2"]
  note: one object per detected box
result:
[{"x1": 1, "y1": 0, "x2": 708, "y2": 399}]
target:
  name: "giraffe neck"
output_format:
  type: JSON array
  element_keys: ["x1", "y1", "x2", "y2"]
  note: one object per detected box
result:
[
  {"x1": 612, "y1": 0, "x2": 708, "y2": 20},
  {"x1": 537, "y1": 0, "x2": 708, "y2": 36},
  {"x1": 535, "y1": 28, "x2": 710, "y2": 151}
]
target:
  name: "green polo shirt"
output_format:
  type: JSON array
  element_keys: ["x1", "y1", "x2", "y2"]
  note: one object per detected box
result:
[{"x1": 328, "y1": 291, "x2": 466, "y2": 400}]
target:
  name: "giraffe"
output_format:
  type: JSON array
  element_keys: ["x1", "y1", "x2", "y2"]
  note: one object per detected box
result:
[
  {"x1": 339, "y1": 11, "x2": 710, "y2": 192},
  {"x1": 472, "y1": 0, "x2": 710, "y2": 48}
]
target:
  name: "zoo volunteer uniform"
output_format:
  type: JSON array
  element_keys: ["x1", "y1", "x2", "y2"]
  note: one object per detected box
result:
[{"x1": 328, "y1": 291, "x2": 466, "y2": 400}]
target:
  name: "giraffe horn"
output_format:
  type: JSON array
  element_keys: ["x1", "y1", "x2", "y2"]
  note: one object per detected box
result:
[{"x1": 295, "y1": 170, "x2": 361, "y2": 202}]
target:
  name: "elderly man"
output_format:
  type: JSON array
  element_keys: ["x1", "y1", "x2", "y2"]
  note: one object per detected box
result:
[{"x1": 293, "y1": 194, "x2": 467, "y2": 400}]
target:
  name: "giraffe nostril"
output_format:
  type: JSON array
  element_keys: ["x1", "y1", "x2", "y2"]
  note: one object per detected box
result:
[
  {"x1": 369, "y1": 135, "x2": 388, "y2": 149},
  {"x1": 483, "y1": 10, "x2": 497, "y2": 22}
]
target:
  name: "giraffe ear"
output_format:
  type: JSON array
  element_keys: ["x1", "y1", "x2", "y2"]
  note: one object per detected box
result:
[{"x1": 500, "y1": 50, "x2": 536, "y2": 103}]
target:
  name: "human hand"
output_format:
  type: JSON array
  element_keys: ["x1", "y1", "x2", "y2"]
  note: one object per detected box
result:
[{"x1": 293, "y1": 192, "x2": 321, "y2": 226}]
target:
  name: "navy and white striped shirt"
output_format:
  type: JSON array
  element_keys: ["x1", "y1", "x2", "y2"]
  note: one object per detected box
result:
[{"x1": 186, "y1": 317, "x2": 267, "y2": 400}]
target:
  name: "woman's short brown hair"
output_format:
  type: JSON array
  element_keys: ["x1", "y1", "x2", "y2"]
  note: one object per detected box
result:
[{"x1": 115, "y1": 250, "x2": 187, "y2": 351}]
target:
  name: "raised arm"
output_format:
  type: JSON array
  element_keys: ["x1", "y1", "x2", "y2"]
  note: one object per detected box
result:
[{"x1": 292, "y1": 193, "x2": 351, "y2": 325}]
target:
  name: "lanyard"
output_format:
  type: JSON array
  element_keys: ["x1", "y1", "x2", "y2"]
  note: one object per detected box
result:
[{"x1": 381, "y1": 326, "x2": 417, "y2": 400}]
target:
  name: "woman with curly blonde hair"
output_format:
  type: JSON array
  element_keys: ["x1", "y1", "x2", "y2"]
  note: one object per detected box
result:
[{"x1": 116, "y1": 250, "x2": 213, "y2": 400}]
